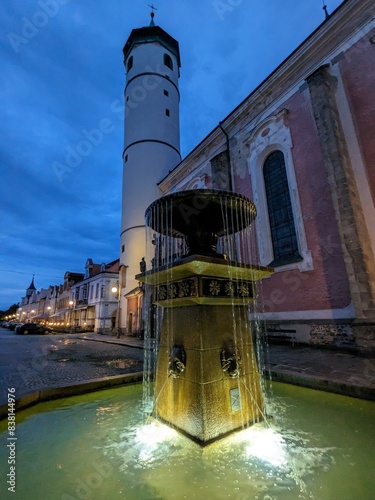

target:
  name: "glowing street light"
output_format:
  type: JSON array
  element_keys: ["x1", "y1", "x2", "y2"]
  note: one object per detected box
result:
[
  {"x1": 69, "y1": 300, "x2": 74, "y2": 333},
  {"x1": 111, "y1": 282, "x2": 121, "y2": 339},
  {"x1": 47, "y1": 306, "x2": 51, "y2": 324}
]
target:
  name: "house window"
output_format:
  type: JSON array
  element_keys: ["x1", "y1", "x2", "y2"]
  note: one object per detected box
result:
[
  {"x1": 127, "y1": 56, "x2": 133, "y2": 72},
  {"x1": 263, "y1": 150, "x2": 302, "y2": 266},
  {"x1": 95, "y1": 283, "x2": 99, "y2": 299},
  {"x1": 163, "y1": 53, "x2": 173, "y2": 70}
]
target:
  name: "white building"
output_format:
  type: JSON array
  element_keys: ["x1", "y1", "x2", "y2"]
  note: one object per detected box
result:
[{"x1": 69, "y1": 258, "x2": 120, "y2": 333}]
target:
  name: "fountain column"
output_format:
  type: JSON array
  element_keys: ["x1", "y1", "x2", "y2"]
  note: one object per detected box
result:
[{"x1": 138, "y1": 190, "x2": 272, "y2": 445}]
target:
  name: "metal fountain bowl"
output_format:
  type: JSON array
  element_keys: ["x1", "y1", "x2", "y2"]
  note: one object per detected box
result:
[{"x1": 145, "y1": 189, "x2": 257, "y2": 258}]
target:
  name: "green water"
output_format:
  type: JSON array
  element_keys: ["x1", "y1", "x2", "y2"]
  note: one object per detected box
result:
[{"x1": 1, "y1": 382, "x2": 375, "y2": 499}]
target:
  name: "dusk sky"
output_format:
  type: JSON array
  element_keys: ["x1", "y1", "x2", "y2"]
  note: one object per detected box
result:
[{"x1": 0, "y1": 0, "x2": 344, "y2": 310}]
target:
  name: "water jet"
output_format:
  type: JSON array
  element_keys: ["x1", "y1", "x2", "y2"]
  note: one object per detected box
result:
[{"x1": 138, "y1": 189, "x2": 272, "y2": 444}]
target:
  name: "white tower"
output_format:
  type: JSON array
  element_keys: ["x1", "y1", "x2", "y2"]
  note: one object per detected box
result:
[{"x1": 120, "y1": 13, "x2": 181, "y2": 332}]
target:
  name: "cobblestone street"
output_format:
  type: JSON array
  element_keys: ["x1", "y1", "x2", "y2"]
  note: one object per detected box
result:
[{"x1": 0, "y1": 329, "x2": 144, "y2": 405}]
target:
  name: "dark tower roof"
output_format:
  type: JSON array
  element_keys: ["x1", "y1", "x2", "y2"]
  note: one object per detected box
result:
[
  {"x1": 27, "y1": 276, "x2": 36, "y2": 291},
  {"x1": 123, "y1": 25, "x2": 181, "y2": 68}
]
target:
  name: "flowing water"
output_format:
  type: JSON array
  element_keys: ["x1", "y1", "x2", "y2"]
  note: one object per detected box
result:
[
  {"x1": 143, "y1": 190, "x2": 271, "y2": 427},
  {"x1": 1, "y1": 382, "x2": 375, "y2": 499}
]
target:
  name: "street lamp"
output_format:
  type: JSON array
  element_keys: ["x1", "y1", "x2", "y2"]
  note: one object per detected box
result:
[
  {"x1": 69, "y1": 300, "x2": 74, "y2": 333},
  {"x1": 111, "y1": 282, "x2": 121, "y2": 339},
  {"x1": 47, "y1": 306, "x2": 51, "y2": 325}
]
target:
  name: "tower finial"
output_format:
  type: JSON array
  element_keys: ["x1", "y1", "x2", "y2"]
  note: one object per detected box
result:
[
  {"x1": 322, "y1": 1, "x2": 329, "y2": 19},
  {"x1": 148, "y1": 4, "x2": 157, "y2": 26}
]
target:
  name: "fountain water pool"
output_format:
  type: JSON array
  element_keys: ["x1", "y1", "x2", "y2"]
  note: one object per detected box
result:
[{"x1": 1, "y1": 382, "x2": 375, "y2": 500}]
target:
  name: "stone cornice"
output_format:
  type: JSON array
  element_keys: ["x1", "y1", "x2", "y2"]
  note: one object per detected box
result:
[
  {"x1": 225, "y1": 0, "x2": 375, "y2": 132},
  {"x1": 158, "y1": 0, "x2": 375, "y2": 193}
]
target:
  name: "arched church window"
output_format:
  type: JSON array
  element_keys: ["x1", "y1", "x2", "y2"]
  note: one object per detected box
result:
[
  {"x1": 263, "y1": 150, "x2": 302, "y2": 266},
  {"x1": 127, "y1": 56, "x2": 133, "y2": 72},
  {"x1": 163, "y1": 53, "x2": 173, "y2": 70}
]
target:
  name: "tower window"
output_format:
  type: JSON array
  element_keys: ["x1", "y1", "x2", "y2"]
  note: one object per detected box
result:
[
  {"x1": 164, "y1": 89, "x2": 169, "y2": 96},
  {"x1": 163, "y1": 53, "x2": 173, "y2": 70},
  {"x1": 165, "y1": 109, "x2": 170, "y2": 117},
  {"x1": 122, "y1": 244, "x2": 125, "y2": 253},
  {"x1": 127, "y1": 56, "x2": 133, "y2": 72},
  {"x1": 125, "y1": 155, "x2": 128, "y2": 163},
  {"x1": 263, "y1": 150, "x2": 302, "y2": 266}
]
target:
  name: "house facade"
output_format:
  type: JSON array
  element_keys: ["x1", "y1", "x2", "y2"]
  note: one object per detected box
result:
[{"x1": 69, "y1": 258, "x2": 120, "y2": 333}]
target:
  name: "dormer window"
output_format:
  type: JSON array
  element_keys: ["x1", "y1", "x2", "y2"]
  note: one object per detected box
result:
[
  {"x1": 163, "y1": 53, "x2": 173, "y2": 70},
  {"x1": 127, "y1": 56, "x2": 133, "y2": 72}
]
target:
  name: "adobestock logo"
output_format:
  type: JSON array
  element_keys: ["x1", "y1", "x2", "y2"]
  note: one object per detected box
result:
[
  {"x1": 7, "y1": 0, "x2": 71, "y2": 54},
  {"x1": 61, "y1": 458, "x2": 114, "y2": 500},
  {"x1": 51, "y1": 119, "x2": 115, "y2": 182},
  {"x1": 213, "y1": 0, "x2": 243, "y2": 21},
  {"x1": 51, "y1": 61, "x2": 163, "y2": 183}
]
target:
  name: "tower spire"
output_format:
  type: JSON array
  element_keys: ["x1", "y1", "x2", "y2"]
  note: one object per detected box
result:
[
  {"x1": 26, "y1": 274, "x2": 36, "y2": 299},
  {"x1": 28, "y1": 274, "x2": 36, "y2": 290},
  {"x1": 148, "y1": 4, "x2": 157, "y2": 26}
]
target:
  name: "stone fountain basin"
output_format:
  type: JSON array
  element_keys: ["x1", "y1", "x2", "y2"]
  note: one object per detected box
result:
[{"x1": 1, "y1": 382, "x2": 375, "y2": 499}]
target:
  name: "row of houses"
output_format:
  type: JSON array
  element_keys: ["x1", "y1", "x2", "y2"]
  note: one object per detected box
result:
[{"x1": 16, "y1": 258, "x2": 133, "y2": 334}]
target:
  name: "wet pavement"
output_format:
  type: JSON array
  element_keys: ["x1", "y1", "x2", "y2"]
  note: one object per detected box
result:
[
  {"x1": 79, "y1": 333, "x2": 375, "y2": 400},
  {"x1": 1, "y1": 329, "x2": 375, "y2": 410},
  {"x1": 264, "y1": 343, "x2": 375, "y2": 400},
  {"x1": 0, "y1": 330, "x2": 143, "y2": 406}
]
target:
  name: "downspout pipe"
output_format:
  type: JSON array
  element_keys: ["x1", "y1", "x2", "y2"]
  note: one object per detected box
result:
[{"x1": 219, "y1": 121, "x2": 233, "y2": 191}]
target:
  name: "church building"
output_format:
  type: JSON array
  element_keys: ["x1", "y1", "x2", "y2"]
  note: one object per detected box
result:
[{"x1": 119, "y1": 0, "x2": 375, "y2": 352}]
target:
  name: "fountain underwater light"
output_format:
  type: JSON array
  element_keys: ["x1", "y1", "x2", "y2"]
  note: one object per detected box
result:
[{"x1": 137, "y1": 189, "x2": 273, "y2": 445}]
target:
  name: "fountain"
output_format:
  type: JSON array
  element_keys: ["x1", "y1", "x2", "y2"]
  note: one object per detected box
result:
[
  {"x1": 137, "y1": 189, "x2": 272, "y2": 444},
  {"x1": 2, "y1": 189, "x2": 375, "y2": 498}
]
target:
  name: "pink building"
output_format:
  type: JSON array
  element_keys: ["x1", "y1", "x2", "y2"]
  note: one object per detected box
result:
[{"x1": 153, "y1": 0, "x2": 375, "y2": 351}]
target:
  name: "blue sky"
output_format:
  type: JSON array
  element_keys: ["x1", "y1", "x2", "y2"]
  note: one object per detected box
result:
[{"x1": 0, "y1": 0, "x2": 344, "y2": 310}]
